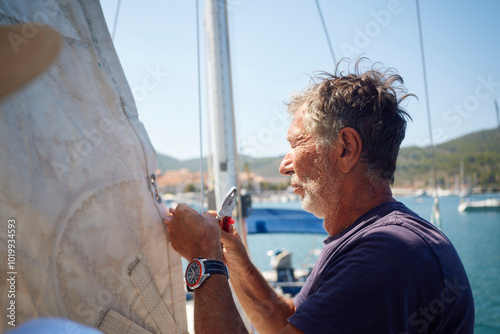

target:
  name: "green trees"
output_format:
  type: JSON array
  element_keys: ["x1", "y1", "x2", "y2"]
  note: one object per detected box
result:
[{"x1": 394, "y1": 128, "x2": 500, "y2": 190}]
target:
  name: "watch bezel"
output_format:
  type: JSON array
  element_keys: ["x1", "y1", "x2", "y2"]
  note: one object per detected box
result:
[{"x1": 185, "y1": 259, "x2": 206, "y2": 290}]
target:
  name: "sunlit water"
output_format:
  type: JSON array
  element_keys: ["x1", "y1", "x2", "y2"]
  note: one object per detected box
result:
[{"x1": 248, "y1": 194, "x2": 500, "y2": 333}]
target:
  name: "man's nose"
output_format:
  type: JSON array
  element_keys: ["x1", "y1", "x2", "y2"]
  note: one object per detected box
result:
[{"x1": 279, "y1": 150, "x2": 294, "y2": 176}]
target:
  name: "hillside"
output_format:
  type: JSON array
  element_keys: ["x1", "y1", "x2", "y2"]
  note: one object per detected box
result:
[
  {"x1": 156, "y1": 153, "x2": 285, "y2": 178},
  {"x1": 156, "y1": 155, "x2": 203, "y2": 172},
  {"x1": 396, "y1": 127, "x2": 500, "y2": 189},
  {"x1": 157, "y1": 127, "x2": 500, "y2": 190}
]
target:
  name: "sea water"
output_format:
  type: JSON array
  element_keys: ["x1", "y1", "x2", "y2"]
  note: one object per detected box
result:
[{"x1": 248, "y1": 194, "x2": 500, "y2": 333}]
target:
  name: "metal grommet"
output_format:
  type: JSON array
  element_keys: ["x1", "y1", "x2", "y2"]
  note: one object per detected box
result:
[
  {"x1": 150, "y1": 174, "x2": 156, "y2": 185},
  {"x1": 155, "y1": 193, "x2": 162, "y2": 204}
]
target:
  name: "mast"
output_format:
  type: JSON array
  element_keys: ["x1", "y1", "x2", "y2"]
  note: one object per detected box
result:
[
  {"x1": 204, "y1": 1, "x2": 250, "y2": 329},
  {"x1": 204, "y1": 0, "x2": 240, "y2": 218}
]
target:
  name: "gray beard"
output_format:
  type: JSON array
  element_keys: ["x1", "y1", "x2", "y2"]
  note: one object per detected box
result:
[{"x1": 297, "y1": 154, "x2": 337, "y2": 219}]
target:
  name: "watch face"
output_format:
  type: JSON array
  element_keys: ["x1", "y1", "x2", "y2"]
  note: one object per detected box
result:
[{"x1": 186, "y1": 260, "x2": 203, "y2": 287}]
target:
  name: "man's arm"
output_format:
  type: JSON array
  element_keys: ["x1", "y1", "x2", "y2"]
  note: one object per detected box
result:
[
  {"x1": 192, "y1": 265, "x2": 302, "y2": 334},
  {"x1": 219, "y1": 226, "x2": 298, "y2": 334},
  {"x1": 193, "y1": 274, "x2": 248, "y2": 333}
]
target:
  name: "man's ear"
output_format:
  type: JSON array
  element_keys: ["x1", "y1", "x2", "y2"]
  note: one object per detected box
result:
[{"x1": 333, "y1": 127, "x2": 362, "y2": 174}]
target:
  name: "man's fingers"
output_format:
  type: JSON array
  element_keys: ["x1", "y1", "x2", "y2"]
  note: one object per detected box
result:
[
  {"x1": 205, "y1": 210, "x2": 218, "y2": 218},
  {"x1": 220, "y1": 223, "x2": 234, "y2": 234},
  {"x1": 175, "y1": 203, "x2": 191, "y2": 212},
  {"x1": 220, "y1": 224, "x2": 241, "y2": 245},
  {"x1": 201, "y1": 212, "x2": 220, "y2": 224}
]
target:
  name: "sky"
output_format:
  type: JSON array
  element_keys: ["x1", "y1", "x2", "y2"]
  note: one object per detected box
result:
[{"x1": 100, "y1": 0, "x2": 500, "y2": 161}]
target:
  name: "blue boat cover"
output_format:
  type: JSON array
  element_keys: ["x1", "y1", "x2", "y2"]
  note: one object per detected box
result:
[{"x1": 246, "y1": 208, "x2": 327, "y2": 234}]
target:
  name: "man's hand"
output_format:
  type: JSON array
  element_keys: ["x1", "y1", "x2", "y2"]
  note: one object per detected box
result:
[
  {"x1": 165, "y1": 204, "x2": 223, "y2": 261},
  {"x1": 220, "y1": 225, "x2": 252, "y2": 276}
]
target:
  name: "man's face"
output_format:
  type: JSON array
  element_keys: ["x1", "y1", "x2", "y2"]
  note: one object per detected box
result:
[{"x1": 279, "y1": 109, "x2": 339, "y2": 218}]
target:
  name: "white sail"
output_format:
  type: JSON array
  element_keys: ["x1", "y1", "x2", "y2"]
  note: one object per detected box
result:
[{"x1": 0, "y1": 1, "x2": 187, "y2": 332}]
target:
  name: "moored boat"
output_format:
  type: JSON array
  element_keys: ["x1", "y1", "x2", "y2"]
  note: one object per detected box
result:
[{"x1": 458, "y1": 198, "x2": 500, "y2": 212}]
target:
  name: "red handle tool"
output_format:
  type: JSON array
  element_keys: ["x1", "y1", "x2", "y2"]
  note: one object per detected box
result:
[{"x1": 216, "y1": 187, "x2": 237, "y2": 232}]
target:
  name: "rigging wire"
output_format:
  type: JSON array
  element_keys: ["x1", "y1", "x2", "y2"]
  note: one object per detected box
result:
[
  {"x1": 416, "y1": 0, "x2": 441, "y2": 229},
  {"x1": 111, "y1": 0, "x2": 122, "y2": 41},
  {"x1": 196, "y1": 0, "x2": 205, "y2": 211},
  {"x1": 314, "y1": 0, "x2": 337, "y2": 67},
  {"x1": 495, "y1": 99, "x2": 500, "y2": 131}
]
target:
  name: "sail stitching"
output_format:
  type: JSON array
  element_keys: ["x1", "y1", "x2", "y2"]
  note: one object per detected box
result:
[
  {"x1": 99, "y1": 309, "x2": 154, "y2": 334},
  {"x1": 129, "y1": 259, "x2": 179, "y2": 334}
]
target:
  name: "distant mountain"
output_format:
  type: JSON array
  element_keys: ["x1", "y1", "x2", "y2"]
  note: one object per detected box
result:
[
  {"x1": 239, "y1": 155, "x2": 285, "y2": 178},
  {"x1": 156, "y1": 155, "x2": 204, "y2": 172},
  {"x1": 156, "y1": 153, "x2": 285, "y2": 179},
  {"x1": 156, "y1": 127, "x2": 500, "y2": 189},
  {"x1": 396, "y1": 127, "x2": 500, "y2": 189}
]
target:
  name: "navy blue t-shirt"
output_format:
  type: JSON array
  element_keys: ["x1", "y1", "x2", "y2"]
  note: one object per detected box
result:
[{"x1": 288, "y1": 201, "x2": 474, "y2": 333}]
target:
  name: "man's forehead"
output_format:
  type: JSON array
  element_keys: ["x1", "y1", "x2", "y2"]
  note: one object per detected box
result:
[{"x1": 286, "y1": 110, "x2": 306, "y2": 142}]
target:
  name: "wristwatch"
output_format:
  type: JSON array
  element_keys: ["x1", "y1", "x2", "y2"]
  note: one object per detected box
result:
[{"x1": 185, "y1": 258, "x2": 229, "y2": 292}]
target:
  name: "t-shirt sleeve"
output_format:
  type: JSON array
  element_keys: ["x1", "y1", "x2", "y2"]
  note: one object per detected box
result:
[{"x1": 288, "y1": 226, "x2": 443, "y2": 334}]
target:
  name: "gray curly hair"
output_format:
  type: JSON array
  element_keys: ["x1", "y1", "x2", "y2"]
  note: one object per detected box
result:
[{"x1": 287, "y1": 59, "x2": 414, "y2": 184}]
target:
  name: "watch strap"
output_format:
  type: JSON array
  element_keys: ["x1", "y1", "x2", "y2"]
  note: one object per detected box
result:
[{"x1": 203, "y1": 260, "x2": 229, "y2": 279}]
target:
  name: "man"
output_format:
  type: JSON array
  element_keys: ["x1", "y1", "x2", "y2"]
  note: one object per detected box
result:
[{"x1": 166, "y1": 61, "x2": 474, "y2": 333}]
